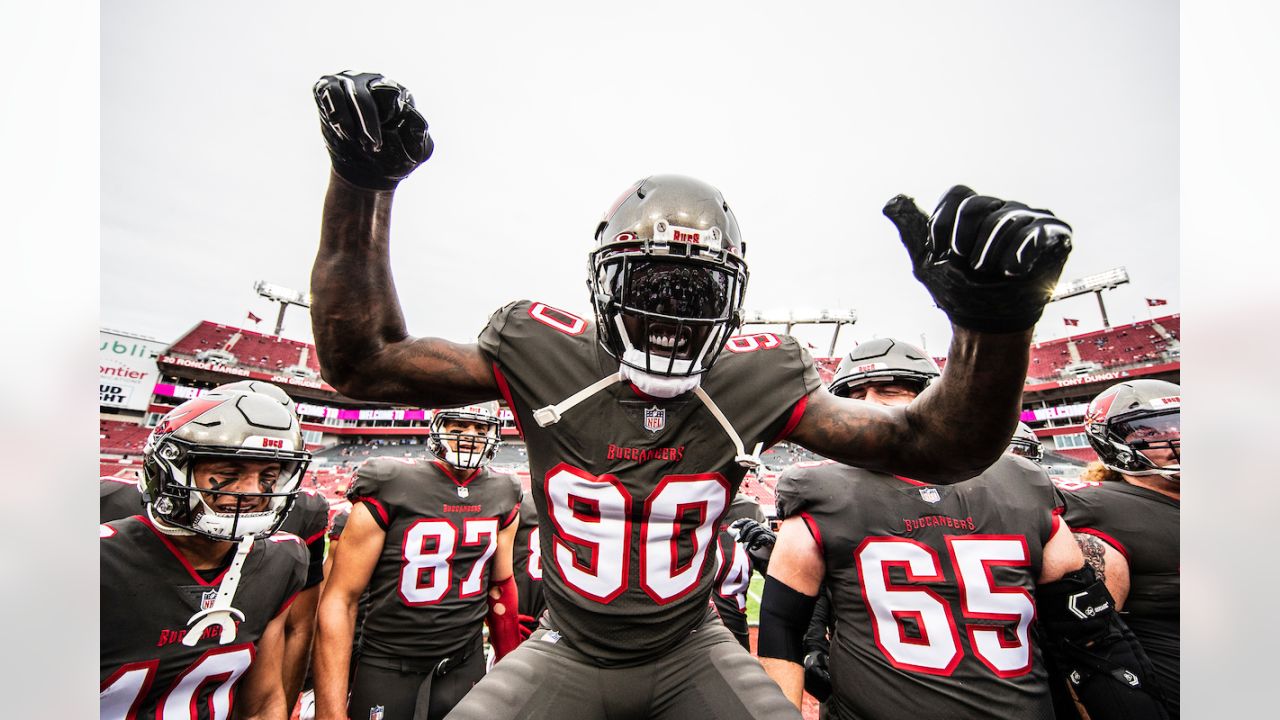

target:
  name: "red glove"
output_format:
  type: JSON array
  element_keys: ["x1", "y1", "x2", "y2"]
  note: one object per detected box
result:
[
  {"x1": 486, "y1": 575, "x2": 521, "y2": 660},
  {"x1": 517, "y1": 614, "x2": 537, "y2": 640}
]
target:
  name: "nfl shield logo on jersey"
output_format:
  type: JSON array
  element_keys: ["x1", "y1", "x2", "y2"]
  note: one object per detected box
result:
[
  {"x1": 644, "y1": 406, "x2": 666, "y2": 433},
  {"x1": 200, "y1": 588, "x2": 218, "y2": 610},
  {"x1": 919, "y1": 487, "x2": 942, "y2": 504},
  {"x1": 457, "y1": 485, "x2": 470, "y2": 499},
  {"x1": 370, "y1": 706, "x2": 384, "y2": 720}
]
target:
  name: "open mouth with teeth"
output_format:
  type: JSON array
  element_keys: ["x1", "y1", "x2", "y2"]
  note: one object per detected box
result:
[{"x1": 646, "y1": 323, "x2": 695, "y2": 358}]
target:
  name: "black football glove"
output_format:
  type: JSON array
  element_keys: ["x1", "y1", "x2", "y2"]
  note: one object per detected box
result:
[
  {"x1": 884, "y1": 185, "x2": 1073, "y2": 333},
  {"x1": 729, "y1": 518, "x2": 776, "y2": 572},
  {"x1": 803, "y1": 650, "x2": 833, "y2": 703},
  {"x1": 313, "y1": 71, "x2": 434, "y2": 190}
]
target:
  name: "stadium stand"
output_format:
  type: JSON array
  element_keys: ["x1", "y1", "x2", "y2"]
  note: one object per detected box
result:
[
  {"x1": 1028, "y1": 314, "x2": 1179, "y2": 381},
  {"x1": 167, "y1": 321, "x2": 321, "y2": 376},
  {"x1": 102, "y1": 314, "x2": 1180, "y2": 517},
  {"x1": 100, "y1": 420, "x2": 151, "y2": 456}
]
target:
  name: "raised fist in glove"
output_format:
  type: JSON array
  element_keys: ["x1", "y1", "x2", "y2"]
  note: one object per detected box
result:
[
  {"x1": 884, "y1": 185, "x2": 1073, "y2": 333},
  {"x1": 728, "y1": 518, "x2": 776, "y2": 572},
  {"x1": 313, "y1": 71, "x2": 434, "y2": 190}
]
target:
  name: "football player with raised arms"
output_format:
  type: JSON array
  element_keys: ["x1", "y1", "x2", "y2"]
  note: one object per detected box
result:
[
  {"x1": 1055, "y1": 379, "x2": 1181, "y2": 717},
  {"x1": 313, "y1": 402, "x2": 522, "y2": 720},
  {"x1": 309, "y1": 70, "x2": 1074, "y2": 719},
  {"x1": 100, "y1": 385, "x2": 312, "y2": 720}
]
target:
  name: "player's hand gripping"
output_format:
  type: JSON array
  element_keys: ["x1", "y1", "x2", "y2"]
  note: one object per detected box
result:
[
  {"x1": 884, "y1": 186, "x2": 1073, "y2": 333},
  {"x1": 313, "y1": 71, "x2": 434, "y2": 190},
  {"x1": 803, "y1": 650, "x2": 833, "y2": 702},
  {"x1": 728, "y1": 518, "x2": 776, "y2": 572}
]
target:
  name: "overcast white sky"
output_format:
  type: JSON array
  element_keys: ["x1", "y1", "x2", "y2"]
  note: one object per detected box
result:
[{"x1": 101, "y1": 0, "x2": 1178, "y2": 357}]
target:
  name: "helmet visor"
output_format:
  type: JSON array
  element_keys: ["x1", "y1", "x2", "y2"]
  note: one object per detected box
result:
[
  {"x1": 1112, "y1": 411, "x2": 1180, "y2": 465},
  {"x1": 612, "y1": 260, "x2": 732, "y2": 321}
]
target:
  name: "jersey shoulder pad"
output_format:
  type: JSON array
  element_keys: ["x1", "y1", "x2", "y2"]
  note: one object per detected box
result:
[
  {"x1": 480, "y1": 466, "x2": 523, "y2": 511},
  {"x1": 262, "y1": 531, "x2": 310, "y2": 566},
  {"x1": 774, "y1": 460, "x2": 865, "y2": 519},
  {"x1": 713, "y1": 333, "x2": 820, "y2": 391},
  {"x1": 477, "y1": 299, "x2": 592, "y2": 360},
  {"x1": 348, "y1": 456, "x2": 418, "y2": 500}
]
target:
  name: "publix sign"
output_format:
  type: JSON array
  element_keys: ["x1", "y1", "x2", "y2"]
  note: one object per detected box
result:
[{"x1": 100, "y1": 330, "x2": 167, "y2": 411}]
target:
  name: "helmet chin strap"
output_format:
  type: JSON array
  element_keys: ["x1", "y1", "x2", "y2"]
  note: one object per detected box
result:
[
  {"x1": 147, "y1": 504, "x2": 196, "y2": 536},
  {"x1": 183, "y1": 535, "x2": 254, "y2": 646},
  {"x1": 532, "y1": 368, "x2": 762, "y2": 470}
]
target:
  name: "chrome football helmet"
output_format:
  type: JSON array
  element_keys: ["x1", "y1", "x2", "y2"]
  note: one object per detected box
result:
[
  {"x1": 828, "y1": 338, "x2": 941, "y2": 398},
  {"x1": 1083, "y1": 379, "x2": 1180, "y2": 480},
  {"x1": 141, "y1": 386, "x2": 311, "y2": 540},
  {"x1": 210, "y1": 379, "x2": 296, "y2": 412},
  {"x1": 428, "y1": 402, "x2": 502, "y2": 470},
  {"x1": 588, "y1": 175, "x2": 749, "y2": 381},
  {"x1": 1007, "y1": 422, "x2": 1044, "y2": 464}
]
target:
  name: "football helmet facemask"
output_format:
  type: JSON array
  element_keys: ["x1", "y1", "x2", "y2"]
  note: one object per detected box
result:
[
  {"x1": 428, "y1": 402, "x2": 502, "y2": 470},
  {"x1": 588, "y1": 175, "x2": 749, "y2": 385},
  {"x1": 828, "y1": 338, "x2": 941, "y2": 398},
  {"x1": 1007, "y1": 422, "x2": 1044, "y2": 464},
  {"x1": 141, "y1": 387, "x2": 310, "y2": 541},
  {"x1": 1083, "y1": 379, "x2": 1180, "y2": 480}
]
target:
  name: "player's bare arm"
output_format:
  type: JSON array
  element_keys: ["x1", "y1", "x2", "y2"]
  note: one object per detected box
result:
[
  {"x1": 791, "y1": 325, "x2": 1032, "y2": 482},
  {"x1": 311, "y1": 72, "x2": 498, "y2": 407},
  {"x1": 313, "y1": 502, "x2": 385, "y2": 720},
  {"x1": 1040, "y1": 520, "x2": 1087, "y2": 584},
  {"x1": 231, "y1": 607, "x2": 290, "y2": 720},
  {"x1": 490, "y1": 513, "x2": 518, "y2": 583},
  {"x1": 280, "y1": 584, "x2": 320, "y2": 711},
  {"x1": 759, "y1": 517, "x2": 825, "y2": 709},
  {"x1": 1074, "y1": 532, "x2": 1131, "y2": 609},
  {"x1": 790, "y1": 187, "x2": 1072, "y2": 482}
]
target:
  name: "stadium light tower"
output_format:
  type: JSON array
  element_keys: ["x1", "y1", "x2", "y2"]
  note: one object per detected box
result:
[
  {"x1": 740, "y1": 308, "x2": 857, "y2": 357},
  {"x1": 1048, "y1": 267, "x2": 1130, "y2": 328},
  {"x1": 254, "y1": 281, "x2": 311, "y2": 336}
]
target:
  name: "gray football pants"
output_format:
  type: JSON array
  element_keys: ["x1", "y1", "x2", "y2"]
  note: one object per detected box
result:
[{"x1": 444, "y1": 613, "x2": 801, "y2": 720}]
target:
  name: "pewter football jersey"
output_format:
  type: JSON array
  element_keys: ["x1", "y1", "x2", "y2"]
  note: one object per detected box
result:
[
  {"x1": 100, "y1": 516, "x2": 306, "y2": 720},
  {"x1": 348, "y1": 457, "x2": 521, "y2": 660},
  {"x1": 100, "y1": 476, "x2": 145, "y2": 523},
  {"x1": 512, "y1": 490, "x2": 546, "y2": 633},
  {"x1": 478, "y1": 300, "x2": 820, "y2": 664},
  {"x1": 711, "y1": 493, "x2": 766, "y2": 644},
  {"x1": 278, "y1": 487, "x2": 330, "y2": 589},
  {"x1": 776, "y1": 456, "x2": 1060, "y2": 720},
  {"x1": 1055, "y1": 477, "x2": 1180, "y2": 716}
]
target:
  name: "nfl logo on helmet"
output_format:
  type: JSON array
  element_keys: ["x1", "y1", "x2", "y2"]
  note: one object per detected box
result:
[{"x1": 644, "y1": 406, "x2": 666, "y2": 433}]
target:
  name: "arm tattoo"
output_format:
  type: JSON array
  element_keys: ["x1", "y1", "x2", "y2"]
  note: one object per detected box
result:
[{"x1": 1074, "y1": 534, "x2": 1107, "y2": 583}]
